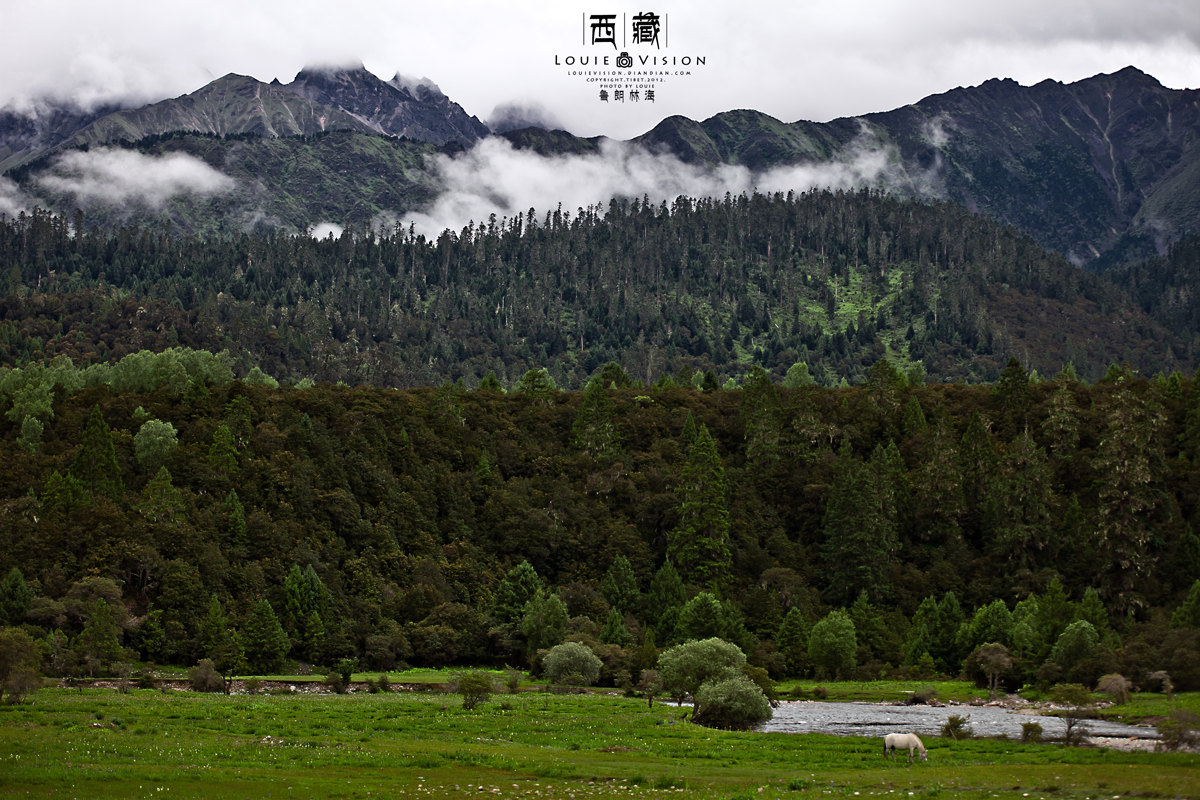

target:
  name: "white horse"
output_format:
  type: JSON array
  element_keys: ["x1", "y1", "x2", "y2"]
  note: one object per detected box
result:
[{"x1": 883, "y1": 732, "x2": 928, "y2": 763}]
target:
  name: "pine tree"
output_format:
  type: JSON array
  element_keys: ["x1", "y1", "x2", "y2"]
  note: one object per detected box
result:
[
  {"x1": 1179, "y1": 367, "x2": 1200, "y2": 461},
  {"x1": 242, "y1": 599, "x2": 289, "y2": 674},
  {"x1": 647, "y1": 561, "x2": 687, "y2": 644},
  {"x1": 520, "y1": 589, "x2": 568, "y2": 656},
  {"x1": 494, "y1": 561, "x2": 544, "y2": 625},
  {"x1": 740, "y1": 365, "x2": 782, "y2": 469},
  {"x1": 903, "y1": 595, "x2": 940, "y2": 667},
  {"x1": 572, "y1": 377, "x2": 621, "y2": 460},
  {"x1": 1092, "y1": 382, "x2": 1166, "y2": 609},
  {"x1": 1041, "y1": 380, "x2": 1081, "y2": 469},
  {"x1": 676, "y1": 592, "x2": 726, "y2": 641},
  {"x1": 199, "y1": 595, "x2": 243, "y2": 674},
  {"x1": 1171, "y1": 580, "x2": 1200, "y2": 629},
  {"x1": 958, "y1": 411, "x2": 997, "y2": 545},
  {"x1": 909, "y1": 420, "x2": 965, "y2": 547},
  {"x1": 207, "y1": 423, "x2": 239, "y2": 477},
  {"x1": 991, "y1": 357, "x2": 1031, "y2": 440},
  {"x1": 821, "y1": 440, "x2": 898, "y2": 605},
  {"x1": 224, "y1": 489, "x2": 247, "y2": 549},
  {"x1": 985, "y1": 431, "x2": 1054, "y2": 569},
  {"x1": 933, "y1": 592, "x2": 965, "y2": 672},
  {"x1": 600, "y1": 554, "x2": 640, "y2": 615},
  {"x1": 667, "y1": 424, "x2": 732, "y2": 590},
  {"x1": 776, "y1": 607, "x2": 809, "y2": 676},
  {"x1": 0, "y1": 567, "x2": 31, "y2": 626},
  {"x1": 75, "y1": 598, "x2": 123, "y2": 676},
  {"x1": 599, "y1": 607, "x2": 632, "y2": 646},
  {"x1": 136, "y1": 467, "x2": 185, "y2": 525},
  {"x1": 71, "y1": 405, "x2": 123, "y2": 502}
]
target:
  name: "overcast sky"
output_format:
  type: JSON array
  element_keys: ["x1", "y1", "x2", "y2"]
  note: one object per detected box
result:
[{"x1": 2, "y1": 0, "x2": 1198, "y2": 139}]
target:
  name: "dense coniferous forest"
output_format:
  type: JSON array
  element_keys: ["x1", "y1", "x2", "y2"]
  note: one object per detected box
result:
[
  {"x1": 0, "y1": 190, "x2": 1189, "y2": 389},
  {"x1": 2, "y1": 190, "x2": 1200, "y2": 696},
  {"x1": 1, "y1": 349, "x2": 1200, "y2": 690}
]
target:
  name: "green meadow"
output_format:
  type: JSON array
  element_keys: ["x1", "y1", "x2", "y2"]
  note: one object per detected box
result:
[{"x1": 1, "y1": 684, "x2": 1198, "y2": 799}]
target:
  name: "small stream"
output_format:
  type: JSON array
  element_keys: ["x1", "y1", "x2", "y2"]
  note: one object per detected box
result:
[{"x1": 759, "y1": 700, "x2": 1158, "y2": 744}]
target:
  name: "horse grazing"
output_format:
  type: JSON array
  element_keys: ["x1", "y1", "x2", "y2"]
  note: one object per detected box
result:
[{"x1": 883, "y1": 733, "x2": 928, "y2": 763}]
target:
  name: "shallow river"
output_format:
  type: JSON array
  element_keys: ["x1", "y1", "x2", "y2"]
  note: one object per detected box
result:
[{"x1": 759, "y1": 700, "x2": 1158, "y2": 742}]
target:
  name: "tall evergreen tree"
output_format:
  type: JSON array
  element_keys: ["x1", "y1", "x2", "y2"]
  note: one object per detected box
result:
[
  {"x1": 242, "y1": 599, "x2": 289, "y2": 674},
  {"x1": 667, "y1": 424, "x2": 732, "y2": 590},
  {"x1": 1092, "y1": 382, "x2": 1166, "y2": 609},
  {"x1": 821, "y1": 440, "x2": 898, "y2": 605},
  {"x1": 0, "y1": 567, "x2": 31, "y2": 626},
  {"x1": 493, "y1": 561, "x2": 544, "y2": 625},
  {"x1": 71, "y1": 405, "x2": 123, "y2": 502},
  {"x1": 741, "y1": 365, "x2": 782, "y2": 470},
  {"x1": 647, "y1": 561, "x2": 687, "y2": 644},
  {"x1": 520, "y1": 589, "x2": 568, "y2": 657},
  {"x1": 600, "y1": 554, "x2": 640, "y2": 615},
  {"x1": 986, "y1": 431, "x2": 1054, "y2": 570},
  {"x1": 572, "y1": 376, "x2": 622, "y2": 460},
  {"x1": 75, "y1": 598, "x2": 123, "y2": 676}
]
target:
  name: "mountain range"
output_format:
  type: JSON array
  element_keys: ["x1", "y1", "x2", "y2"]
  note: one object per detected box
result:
[
  {"x1": 1, "y1": 65, "x2": 1197, "y2": 269},
  {"x1": 1, "y1": 64, "x2": 1199, "y2": 385}
]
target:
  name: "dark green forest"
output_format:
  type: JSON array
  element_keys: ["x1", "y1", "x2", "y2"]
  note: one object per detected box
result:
[
  {"x1": 0, "y1": 190, "x2": 1190, "y2": 390},
  {"x1": 1, "y1": 350, "x2": 1200, "y2": 691},
  {"x1": 2, "y1": 190, "x2": 1200, "y2": 695}
]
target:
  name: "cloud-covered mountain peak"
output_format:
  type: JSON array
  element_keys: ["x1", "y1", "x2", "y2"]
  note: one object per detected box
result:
[{"x1": 286, "y1": 65, "x2": 486, "y2": 147}]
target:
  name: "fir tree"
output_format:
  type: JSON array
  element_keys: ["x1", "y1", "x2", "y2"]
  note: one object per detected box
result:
[
  {"x1": 821, "y1": 440, "x2": 898, "y2": 605},
  {"x1": 0, "y1": 567, "x2": 31, "y2": 626},
  {"x1": 667, "y1": 424, "x2": 732, "y2": 590},
  {"x1": 242, "y1": 599, "x2": 289, "y2": 674},
  {"x1": 71, "y1": 405, "x2": 123, "y2": 502},
  {"x1": 600, "y1": 554, "x2": 640, "y2": 615},
  {"x1": 572, "y1": 377, "x2": 622, "y2": 460}
]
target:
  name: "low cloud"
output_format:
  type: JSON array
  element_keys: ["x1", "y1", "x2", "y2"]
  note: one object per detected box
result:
[
  {"x1": 310, "y1": 221, "x2": 345, "y2": 239},
  {"x1": 402, "y1": 132, "x2": 938, "y2": 238},
  {"x1": 0, "y1": 176, "x2": 36, "y2": 219},
  {"x1": 35, "y1": 148, "x2": 235, "y2": 208},
  {"x1": 487, "y1": 102, "x2": 568, "y2": 134}
]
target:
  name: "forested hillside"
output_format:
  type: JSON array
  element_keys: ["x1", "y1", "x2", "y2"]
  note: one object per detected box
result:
[
  {"x1": 1, "y1": 352, "x2": 1199, "y2": 690},
  {"x1": 0, "y1": 190, "x2": 1188, "y2": 388}
]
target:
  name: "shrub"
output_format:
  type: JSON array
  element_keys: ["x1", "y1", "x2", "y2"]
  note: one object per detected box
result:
[
  {"x1": 693, "y1": 673, "x2": 773, "y2": 729},
  {"x1": 324, "y1": 671, "x2": 347, "y2": 694},
  {"x1": 188, "y1": 659, "x2": 225, "y2": 693},
  {"x1": 941, "y1": 713, "x2": 973, "y2": 740},
  {"x1": 1020, "y1": 721, "x2": 1044, "y2": 743},
  {"x1": 1050, "y1": 621, "x2": 1099, "y2": 681},
  {"x1": 244, "y1": 677, "x2": 263, "y2": 695},
  {"x1": 1145, "y1": 670, "x2": 1173, "y2": 696},
  {"x1": 657, "y1": 638, "x2": 746, "y2": 702},
  {"x1": 543, "y1": 641, "x2": 602, "y2": 687},
  {"x1": 1157, "y1": 710, "x2": 1200, "y2": 752},
  {"x1": 1096, "y1": 673, "x2": 1132, "y2": 705},
  {"x1": 0, "y1": 627, "x2": 42, "y2": 704},
  {"x1": 909, "y1": 686, "x2": 939, "y2": 706},
  {"x1": 808, "y1": 611, "x2": 857, "y2": 680},
  {"x1": 742, "y1": 664, "x2": 779, "y2": 707},
  {"x1": 336, "y1": 658, "x2": 357, "y2": 687},
  {"x1": 376, "y1": 673, "x2": 391, "y2": 693},
  {"x1": 456, "y1": 671, "x2": 494, "y2": 710},
  {"x1": 1049, "y1": 683, "x2": 1093, "y2": 745}
]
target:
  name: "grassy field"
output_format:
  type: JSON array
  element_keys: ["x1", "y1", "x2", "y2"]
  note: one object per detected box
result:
[{"x1": 1, "y1": 685, "x2": 1197, "y2": 799}]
